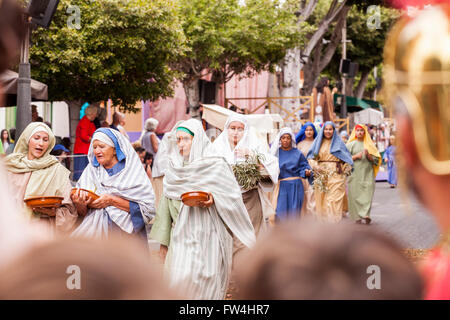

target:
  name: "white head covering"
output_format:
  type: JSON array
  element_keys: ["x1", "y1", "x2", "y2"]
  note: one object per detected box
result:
[
  {"x1": 270, "y1": 127, "x2": 297, "y2": 157},
  {"x1": 92, "y1": 131, "x2": 115, "y2": 148},
  {"x1": 167, "y1": 118, "x2": 213, "y2": 167},
  {"x1": 27, "y1": 125, "x2": 51, "y2": 143},
  {"x1": 212, "y1": 114, "x2": 267, "y2": 163},
  {"x1": 72, "y1": 128, "x2": 155, "y2": 237},
  {"x1": 213, "y1": 114, "x2": 279, "y2": 185}
]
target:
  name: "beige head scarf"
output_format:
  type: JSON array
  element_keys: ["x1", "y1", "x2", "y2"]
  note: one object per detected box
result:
[{"x1": 4, "y1": 122, "x2": 70, "y2": 198}]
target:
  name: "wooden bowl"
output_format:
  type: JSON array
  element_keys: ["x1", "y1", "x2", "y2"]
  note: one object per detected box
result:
[
  {"x1": 24, "y1": 196, "x2": 64, "y2": 209},
  {"x1": 71, "y1": 188, "x2": 100, "y2": 201},
  {"x1": 181, "y1": 191, "x2": 209, "y2": 207}
]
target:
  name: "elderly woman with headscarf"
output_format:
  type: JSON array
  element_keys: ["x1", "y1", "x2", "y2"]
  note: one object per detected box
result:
[
  {"x1": 295, "y1": 122, "x2": 318, "y2": 216},
  {"x1": 307, "y1": 121, "x2": 353, "y2": 223},
  {"x1": 3, "y1": 123, "x2": 77, "y2": 233},
  {"x1": 270, "y1": 127, "x2": 312, "y2": 220},
  {"x1": 150, "y1": 119, "x2": 255, "y2": 300},
  {"x1": 212, "y1": 114, "x2": 278, "y2": 258},
  {"x1": 70, "y1": 128, "x2": 155, "y2": 240},
  {"x1": 346, "y1": 124, "x2": 381, "y2": 224}
]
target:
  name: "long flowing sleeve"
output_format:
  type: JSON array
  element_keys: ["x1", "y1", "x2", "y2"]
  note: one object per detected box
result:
[
  {"x1": 298, "y1": 152, "x2": 313, "y2": 184},
  {"x1": 149, "y1": 196, "x2": 180, "y2": 247},
  {"x1": 55, "y1": 180, "x2": 78, "y2": 233}
]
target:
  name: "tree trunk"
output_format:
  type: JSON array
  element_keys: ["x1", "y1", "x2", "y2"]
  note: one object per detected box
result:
[
  {"x1": 302, "y1": 40, "x2": 323, "y2": 95},
  {"x1": 344, "y1": 77, "x2": 354, "y2": 97},
  {"x1": 355, "y1": 70, "x2": 370, "y2": 99},
  {"x1": 298, "y1": 1, "x2": 347, "y2": 72},
  {"x1": 280, "y1": 47, "x2": 301, "y2": 119},
  {"x1": 183, "y1": 80, "x2": 200, "y2": 120}
]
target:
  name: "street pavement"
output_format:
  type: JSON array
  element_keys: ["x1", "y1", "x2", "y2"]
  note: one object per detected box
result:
[
  {"x1": 365, "y1": 181, "x2": 440, "y2": 249},
  {"x1": 147, "y1": 181, "x2": 442, "y2": 252}
]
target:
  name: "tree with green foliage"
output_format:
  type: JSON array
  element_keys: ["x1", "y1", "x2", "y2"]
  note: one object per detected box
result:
[
  {"x1": 279, "y1": 0, "x2": 396, "y2": 110},
  {"x1": 30, "y1": 0, "x2": 185, "y2": 139},
  {"x1": 173, "y1": 0, "x2": 299, "y2": 118},
  {"x1": 321, "y1": 5, "x2": 400, "y2": 99}
]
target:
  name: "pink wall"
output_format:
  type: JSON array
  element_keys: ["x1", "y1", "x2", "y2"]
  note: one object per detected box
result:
[
  {"x1": 145, "y1": 71, "x2": 270, "y2": 133},
  {"x1": 146, "y1": 82, "x2": 189, "y2": 133},
  {"x1": 219, "y1": 71, "x2": 269, "y2": 114}
]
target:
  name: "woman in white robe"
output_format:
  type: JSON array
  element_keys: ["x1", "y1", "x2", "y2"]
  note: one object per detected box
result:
[
  {"x1": 150, "y1": 119, "x2": 255, "y2": 300},
  {"x1": 71, "y1": 128, "x2": 155, "y2": 240},
  {"x1": 212, "y1": 114, "x2": 278, "y2": 258}
]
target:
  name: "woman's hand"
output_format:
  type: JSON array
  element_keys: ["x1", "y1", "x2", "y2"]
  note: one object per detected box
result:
[
  {"x1": 198, "y1": 192, "x2": 214, "y2": 208},
  {"x1": 352, "y1": 151, "x2": 363, "y2": 161},
  {"x1": 71, "y1": 189, "x2": 93, "y2": 207},
  {"x1": 365, "y1": 149, "x2": 374, "y2": 162},
  {"x1": 159, "y1": 245, "x2": 168, "y2": 263},
  {"x1": 89, "y1": 194, "x2": 112, "y2": 209},
  {"x1": 305, "y1": 169, "x2": 312, "y2": 177}
]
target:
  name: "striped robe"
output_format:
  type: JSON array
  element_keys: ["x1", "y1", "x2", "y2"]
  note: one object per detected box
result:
[
  {"x1": 72, "y1": 129, "x2": 155, "y2": 238},
  {"x1": 164, "y1": 156, "x2": 256, "y2": 300}
]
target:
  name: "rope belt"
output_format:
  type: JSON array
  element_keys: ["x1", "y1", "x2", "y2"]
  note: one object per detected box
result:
[
  {"x1": 317, "y1": 160, "x2": 344, "y2": 174},
  {"x1": 271, "y1": 177, "x2": 302, "y2": 211}
]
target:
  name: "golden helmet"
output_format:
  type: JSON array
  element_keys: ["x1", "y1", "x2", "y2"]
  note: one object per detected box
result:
[{"x1": 383, "y1": 4, "x2": 450, "y2": 175}]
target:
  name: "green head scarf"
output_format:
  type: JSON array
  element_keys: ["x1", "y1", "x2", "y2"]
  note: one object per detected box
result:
[
  {"x1": 176, "y1": 126, "x2": 195, "y2": 137},
  {"x1": 4, "y1": 122, "x2": 69, "y2": 198}
]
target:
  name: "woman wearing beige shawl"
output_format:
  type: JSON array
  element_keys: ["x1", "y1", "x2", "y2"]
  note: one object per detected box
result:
[{"x1": 3, "y1": 122, "x2": 77, "y2": 233}]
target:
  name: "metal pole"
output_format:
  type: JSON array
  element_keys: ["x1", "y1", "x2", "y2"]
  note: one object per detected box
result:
[
  {"x1": 373, "y1": 66, "x2": 378, "y2": 101},
  {"x1": 16, "y1": 17, "x2": 31, "y2": 138},
  {"x1": 341, "y1": 18, "x2": 348, "y2": 126}
]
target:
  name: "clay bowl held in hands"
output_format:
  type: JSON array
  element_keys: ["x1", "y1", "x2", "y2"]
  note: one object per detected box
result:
[
  {"x1": 24, "y1": 196, "x2": 64, "y2": 209},
  {"x1": 71, "y1": 188, "x2": 100, "y2": 202},
  {"x1": 181, "y1": 191, "x2": 209, "y2": 207}
]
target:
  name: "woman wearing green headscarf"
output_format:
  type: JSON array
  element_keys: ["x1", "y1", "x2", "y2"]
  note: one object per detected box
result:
[{"x1": 3, "y1": 122, "x2": 77, "y2": 233}]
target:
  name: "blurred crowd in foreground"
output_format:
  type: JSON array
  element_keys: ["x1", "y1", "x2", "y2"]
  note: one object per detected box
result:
[{"x1": 0, "y1": 0, "x2": 448, "y2": 300}]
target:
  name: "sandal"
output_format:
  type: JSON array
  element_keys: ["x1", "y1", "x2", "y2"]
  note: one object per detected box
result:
[{"x1": 364, "y1": 217, "x2": 372, "y2": 225}]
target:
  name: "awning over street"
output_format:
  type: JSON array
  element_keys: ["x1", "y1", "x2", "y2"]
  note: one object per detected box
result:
[
  {"x1": 0, "y1": 70, "x2": 48, "y2": 107},
  {"x1": 201, "y1": 103, "x2": 284, "y2": 144},
  {"x1": 333, "y1": 94, "x2": 383, "y2": 113},
  {"x1": 354, "y1": 108, "x2": 385, "y2": 126},
  {"x1": 201, "y1": 104, "x2": 283, "y2": 132}
]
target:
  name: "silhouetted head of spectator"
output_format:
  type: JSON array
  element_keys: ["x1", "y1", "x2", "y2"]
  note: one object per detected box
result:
[
  {"x1": 316, "y1": 77, "x2": 330, "y2": 94},
  {"x1": 144, "y1": 151, "x2": 153, "y2": 166},
  {"x1": 0, "y1": 235, "x2": 179, "y2": 299},
  {"x1": 31, "y1": 105, "x2": 39, "y2": 122},
  {"x1": 112, "y1": 112, "x2": 124, "y2": 126},
  {"x1": 85, "y1": 106, "x2": 98, "y2": 122},
  {"x1": 61, "y1": 137, "x2": 71, "y2": 150},
  {"x1": 9, "y1": 128, "x2": 15, "y2": 142},
  {"x1": 235, "y1": 219, "x2": 423, "y2": 300},
  {"x1": 134, "y1": 147, "x2": 145, "y2": 163}
]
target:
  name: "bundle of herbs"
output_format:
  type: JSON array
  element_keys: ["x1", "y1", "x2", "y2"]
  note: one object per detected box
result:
[
  {"x1": 313, "y1": 163, "x2": 353, "y2": 193},
  {"x1": 232, "y1": 153, "x2": 265, "y2": 190},
  {"x1": 312, "y1": 169, "x2": 330, "y2": 193}
]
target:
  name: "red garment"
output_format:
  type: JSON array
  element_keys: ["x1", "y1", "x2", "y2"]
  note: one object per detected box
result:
[
  {"x1": 74, "y1": 116, "x2": 96, "y2": 154},
  {"x1": 422, "y1": 247, "x2": 450, "y2": 300}
]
